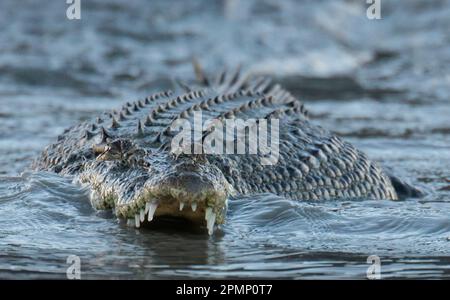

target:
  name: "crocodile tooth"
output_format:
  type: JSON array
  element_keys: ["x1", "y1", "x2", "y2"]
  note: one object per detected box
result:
[
  {"x1": 140, "y1": 209, "x2": 145, "y2": 222},
  {"x1": 207, "y1": 212, "x2": 216, "y2": 235},
  {"x1": 205, "y1": 207, "x2": 212, "y2": 221},
  {"x1": 145, "y1": 202, "x2": 150, "y2": 214},
  {"x1": 147, "y1": 203, "x2": 158, "y2": 221},
  {"x1": 191, "y1": 202, "x2": 197, "y2": 212},
  {"x1": 179, "y1": 202, "x2": 185, "y2": 211},
  {"x1": 127, "y1": 219, "x2": 134, "y2": 227},
  {"x1": 135, "y1": 214, "x2": 140, "y2": 228}
]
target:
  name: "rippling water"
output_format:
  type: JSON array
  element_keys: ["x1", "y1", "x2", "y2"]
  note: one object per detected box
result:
[{"x1": 0, "y1": 0, "x2": 449, "y2": 279}]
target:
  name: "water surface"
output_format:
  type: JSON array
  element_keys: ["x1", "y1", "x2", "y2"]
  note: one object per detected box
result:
[{"x1": 0, "y1": 0, "x2": 449, "y2": 279}]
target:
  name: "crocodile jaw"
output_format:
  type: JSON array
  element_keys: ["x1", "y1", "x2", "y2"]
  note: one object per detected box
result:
[
  {"x1": 79, "y1": 159, "x2": 232, "y2": 235},
  {"x1": 122, "y1": 187, "x2": 228, "y2": 235}
]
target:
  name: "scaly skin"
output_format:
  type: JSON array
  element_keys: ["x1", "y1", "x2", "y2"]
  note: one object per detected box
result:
[{"x1": 32, "y1": 66, "x2": 398, "y2": 234}]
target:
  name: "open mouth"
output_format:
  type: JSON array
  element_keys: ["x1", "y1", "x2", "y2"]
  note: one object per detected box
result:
[
  {"x1": 117, "y1": 189, "x2": 228, "y2": 235},
  {"x1": 82, "y1": 161, "x2": 232, "y2": 235}
]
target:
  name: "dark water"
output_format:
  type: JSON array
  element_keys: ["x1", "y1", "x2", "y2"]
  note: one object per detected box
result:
[{"x1": 0, "y1": 0, "x2": 449, "y2": 279}]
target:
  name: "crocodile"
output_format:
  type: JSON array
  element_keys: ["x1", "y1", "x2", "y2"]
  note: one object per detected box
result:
[{"x1": 32, "y1": 64, "x2": 417, "y2": 235}]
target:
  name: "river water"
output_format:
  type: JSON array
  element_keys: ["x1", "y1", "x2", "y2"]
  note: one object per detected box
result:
[{"x1": 0, "y1": 0, "x2": 449, "y2": 279}]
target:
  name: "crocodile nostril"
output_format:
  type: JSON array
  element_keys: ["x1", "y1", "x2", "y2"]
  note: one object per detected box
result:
[
  {"x1": 175, "y1": 163, "x2": 201, "y2": 172},
  {"x1": 162, "y1": 172, "x2": 215, "y2": 196}
]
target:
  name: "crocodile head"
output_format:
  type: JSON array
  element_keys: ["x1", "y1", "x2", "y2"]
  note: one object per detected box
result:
[{"x1": 80, "y1": 138, "x2": 233, "y2": 234}]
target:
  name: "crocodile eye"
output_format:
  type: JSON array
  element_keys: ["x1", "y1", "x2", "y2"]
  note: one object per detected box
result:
[
  {"x1": 109, "y1": 140, "x2": 123, "y2": 151},
  {"x1": 93, "y1": 139, "x2": 137, "y2": 162}
]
